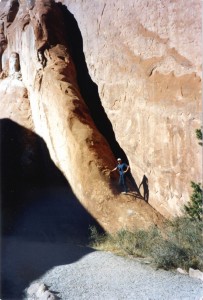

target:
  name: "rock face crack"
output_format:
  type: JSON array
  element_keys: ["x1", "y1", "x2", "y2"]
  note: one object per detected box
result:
[
  {"x1": 98, "y1": 3, "x2": 106, "y2": 34},
  {"x1": 59, "y1": 4, "x2": 129, "y2": 162}
]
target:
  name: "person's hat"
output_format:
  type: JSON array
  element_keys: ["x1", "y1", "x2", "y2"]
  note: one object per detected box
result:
[{"x1": 117, "y1": 158, "x2": 122, "y2": 161}]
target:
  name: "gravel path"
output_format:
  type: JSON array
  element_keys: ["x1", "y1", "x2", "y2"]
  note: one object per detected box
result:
[
  {"x1": 24, "y1": 249, "x2": 203, "y2": 300},
  {"x1": 2, "y1": 187, "x2": 203, "y2": 299}
]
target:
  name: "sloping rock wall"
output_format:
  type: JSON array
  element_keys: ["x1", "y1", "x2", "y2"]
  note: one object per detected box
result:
[
  {"x1": 0, "y1": 0, "x2": 163, "y2": 232},
  {"x1": 59, "y1": 0, "x2": 202, "y2": 217}
]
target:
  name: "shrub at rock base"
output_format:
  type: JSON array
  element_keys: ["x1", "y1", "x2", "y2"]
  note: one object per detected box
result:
[{"x1": 89, "y1": 217, "x2": 203, "y2": 271}]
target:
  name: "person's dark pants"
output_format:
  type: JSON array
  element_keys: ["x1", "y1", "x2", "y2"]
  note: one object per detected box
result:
[{"x1": 119, "y1": 174, "x2": 128, "y2": 192}]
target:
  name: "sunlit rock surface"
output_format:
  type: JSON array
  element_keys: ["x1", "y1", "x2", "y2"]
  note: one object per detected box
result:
[
  {"x1": 59, "y1": 0, "x2": 202, "y2": 217},
  {"x1": 0, "y1": 0, "x2": 201, "y2": 231}
]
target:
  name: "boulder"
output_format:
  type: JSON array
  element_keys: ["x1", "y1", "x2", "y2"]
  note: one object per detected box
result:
[
  {"x1": 26, "y1": 282, "x2": 57, "y2": 299},
  {"x1": 177, "y1": 268, "x2": 188, "y2": 275},
  {"x1": 189, "y1": 268, "x2": 203, "y2": 281},
  {"x1": 27, "y1": 282, "x2": 47, "y2": 296}
]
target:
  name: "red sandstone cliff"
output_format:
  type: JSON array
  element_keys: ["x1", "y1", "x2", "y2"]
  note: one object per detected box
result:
[
  {"x1": 0, "y1": 0, "x2": 201, "y2": 231},
  {"x1": 59, "y1": 0, "x2": 202, "y2": 217}
]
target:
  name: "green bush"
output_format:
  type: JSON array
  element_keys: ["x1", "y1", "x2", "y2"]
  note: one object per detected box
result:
[
  {"x1": 196, "y1": 128, "x2": 203, "y2": 146},
  {"x1": 151, "y1": 217, "x2": 203, "y2": 270},
  {"x1": 151, "y1": 239, "x2": 188, "y2": 269},
  {"x1": 89, "y1": 226, "x2": 106, "y2": 247},
  {"x1": 115, "y1": 230, "x2": 135, "y2": 255},
  {"x1": 184, "y1": 182, "x2": 203, "y2": 221},
  {"x1": 196, "y1": 128, "x2": 203, "y2": 141}
]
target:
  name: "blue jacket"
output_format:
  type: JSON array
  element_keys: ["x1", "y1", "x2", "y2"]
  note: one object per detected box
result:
[{"x1": 117, "y1": 163, "x2": 128, "y2": 175}]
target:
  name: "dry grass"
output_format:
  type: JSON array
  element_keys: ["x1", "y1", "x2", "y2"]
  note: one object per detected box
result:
[{"x1": 89, "y1": 217, "x2": 203, "y2": 271}]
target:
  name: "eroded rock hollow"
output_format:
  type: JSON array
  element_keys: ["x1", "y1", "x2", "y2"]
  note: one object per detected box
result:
[{"x1": 0, "y1": 0, "x2": 201, "y2": 232}]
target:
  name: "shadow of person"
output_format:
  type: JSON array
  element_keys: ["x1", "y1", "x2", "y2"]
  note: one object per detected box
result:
[
  {"x1": 0, "y1": 119, "x2": 103, "y2": 299},
  {"x1": 139, "y1": 175, "x2": 149, "y2": 202}
]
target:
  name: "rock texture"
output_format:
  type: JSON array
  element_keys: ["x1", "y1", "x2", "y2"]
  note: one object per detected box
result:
[
  {"x1": 0, "y1": 52, "x2": 32, "y2": 129},
  {"x1": 27, "y1": 282, "x2": 57, "y2": 299},
  {"x1": 0, "y1": 0, "x2": 163, "y2": 233},
  {"x1": 0, "y1": 0, "x2": 201, "y2": 232},
  {"x1": 189, "y1": 268, "x2": 203, "y2": 282},
  {"x1": 58, "y1": 0, "x2": 202, "y2": 217}
]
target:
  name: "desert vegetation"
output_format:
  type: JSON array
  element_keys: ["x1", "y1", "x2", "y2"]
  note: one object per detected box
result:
[
  {"x1": 89, "y1": 218, "x2": 202, "y2": 271},
  {"x1": 196, "y1": 128, "x2": 203, "y2": 146},
  {"x1": 89, "y1": 182, "x2": 203, "y2": 271}
]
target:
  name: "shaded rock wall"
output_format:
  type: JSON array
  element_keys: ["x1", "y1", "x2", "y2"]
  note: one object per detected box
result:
[
  {"x1": 59, "y1": 0, "x2": 202, "y2": 217},
  {"x1": 0, "y1": 0, "x2": 163, "y2": 232},
  {"x1": 0, "y1": 119, "x2": 68, "y2": 233}
]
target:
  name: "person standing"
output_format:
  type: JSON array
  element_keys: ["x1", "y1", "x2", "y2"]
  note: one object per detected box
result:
[{"x1": 111, "y1": 158, "x2": 130, "y2": 194}]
